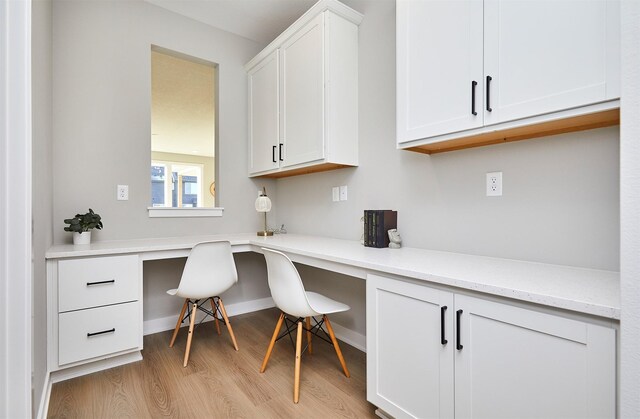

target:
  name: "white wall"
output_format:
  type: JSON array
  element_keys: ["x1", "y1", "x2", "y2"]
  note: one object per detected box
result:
[
  {"x1": 620, "y1": 0, "x2": 640, "y2": 416},
  {"x1": 276, "y1": 0, "x2": 620, "y2": 272},
  {"x1": 52, "y1": 0, "x2": 276, "y2": 244},
  {"x1": 32, "y1": 0, "x2": 53, "y2": 415},
  {"x1": 272, "y1": 0, "x2": 621, "y2": 358},
  {"x1": 51, "y1": 0, "x2": 278, "y2": 337}
]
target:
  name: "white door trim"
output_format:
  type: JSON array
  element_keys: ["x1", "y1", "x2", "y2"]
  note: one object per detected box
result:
[{"x1": 0, "y1": 0, "x2": 33, "y2": 417}]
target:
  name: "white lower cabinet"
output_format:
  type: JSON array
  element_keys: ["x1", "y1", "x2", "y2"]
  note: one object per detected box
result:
[
  {"x1": 366, "y1": 274, "x2": 616, "y2": 419},
  {"x1": 49, "y1": 255, "x2": 142, "y2": 371}
]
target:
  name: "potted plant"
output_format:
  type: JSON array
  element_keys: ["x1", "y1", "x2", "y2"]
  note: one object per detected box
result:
[{"x1": 64, "y1": 208, "x2": 103, "y2": 245}]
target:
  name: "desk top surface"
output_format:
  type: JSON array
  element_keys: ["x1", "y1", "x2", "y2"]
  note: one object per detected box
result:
[{"x1": 46, "y1": 233, "x2": 620, "y2": 320}]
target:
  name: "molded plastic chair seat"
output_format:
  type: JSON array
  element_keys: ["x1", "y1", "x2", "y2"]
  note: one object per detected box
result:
[
  {"x1": 166, "y1": 241, "x2": 239, "y2": 367},
  {"x1": 305, "y1": 291, "x2": 349, "y2": 315},
  {"x1": 260, "y1": 248, "x2": 351, "y2": 403}
]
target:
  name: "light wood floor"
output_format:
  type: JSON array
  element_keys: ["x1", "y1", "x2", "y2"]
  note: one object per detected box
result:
[{"x1": 48, "y1": 308, "x2": 377, "y2": 418}]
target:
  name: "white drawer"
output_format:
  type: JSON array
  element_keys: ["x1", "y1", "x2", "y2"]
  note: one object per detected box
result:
[
  {"x1": 58, "y1": 301, "x2": 140, "y2": 366},
  {"x1": 58, "y1": 255, "x2": 139, "y2": 312}
]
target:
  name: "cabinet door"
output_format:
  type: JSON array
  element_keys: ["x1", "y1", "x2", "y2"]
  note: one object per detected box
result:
[
  {"x1": 367, "y1": 274, "x2": 454, "y2": 419},
  {"x1": 248, "y1": 50, "x2": 279, "y2": 175},
  {"x1": 397, "y1": 0, "x2": 484, "y2": 144},
  {"x1": 455, "y1": 294, "x2": 615, "y2": 418},
  {"x1": 280, "y1": 13, "x2": 325, "y2": 167},
  {"x1": 483, "y1": 0, "x2": 620, "y2": 125}
]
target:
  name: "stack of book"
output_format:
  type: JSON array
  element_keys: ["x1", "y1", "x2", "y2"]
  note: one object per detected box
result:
[{"x1": 363, "y1": 210, "x2": 397, "y2": 248}]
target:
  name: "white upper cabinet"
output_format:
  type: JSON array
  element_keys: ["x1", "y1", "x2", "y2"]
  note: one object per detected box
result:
[
  {"x1": 280, "y1": 14, "x2": 325, "y2": 168},
  {"x1": 397, "y1": 0, "x2": 620, "y2": 154},
  {"x1": 246, "y1": 0, "x2": 362, "y2": 178},
  {"x1": 397, "y1": 0, "x2": 484, "y2": 142},
  {"x1": 248, "y1": 50, "x2": 279, "y2": 174},
  {"x1": 483, "y1": 0, "x2": 620, "y2": 125}
]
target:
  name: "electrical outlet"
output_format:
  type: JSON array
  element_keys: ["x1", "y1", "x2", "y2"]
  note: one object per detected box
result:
[
  {"x1": 117, "y1": 184, "x2": 129, "y2": 201},
  {"x1": 486, "y1": 172, "x2": 502, "y2": 197},
  {"x1": 339, "y1": 185, "x2": 348, "y2": 201},
  {"x1": 332, "y1": 187, "x2": 340, "y2": 202}
]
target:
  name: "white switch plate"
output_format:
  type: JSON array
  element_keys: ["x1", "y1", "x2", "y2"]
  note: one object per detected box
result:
[
  {"x1": 486, "y1": 172, "x2": 502, "y2": 197},
  {"x1": 332, "y1": 187, "x2": 339, "y2": 202},
  {"x1": 117, "y1": 184, "x2": 129, "y2": 201},
  {"x1": 339, "y1": 185, "x2": 348, "y2": 201}
]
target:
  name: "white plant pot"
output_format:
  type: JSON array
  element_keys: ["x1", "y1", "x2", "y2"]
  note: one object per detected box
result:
[{"x1": 73, "y1": 231, "x2": 91, "y2": 245}]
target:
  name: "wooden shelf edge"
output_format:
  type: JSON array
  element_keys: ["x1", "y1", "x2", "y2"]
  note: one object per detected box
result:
[
  {"x1": 257, "y1": 162, "x2": 354, "y2": 178},
  {"x1": 405, "y1": 108, "x2": 620, "y2": 155}
]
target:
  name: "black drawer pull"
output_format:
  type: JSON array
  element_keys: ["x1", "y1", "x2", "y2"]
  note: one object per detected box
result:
[
  {"x1": 471, "y1": 81, "x2": 477, "y2": 116},
  {"x1": 87, "y1": 328, "x2": 115, "y2": 337},
  {"x1": 272, "y1": 145, "x2": 277, "y2": 163},
  {"x1": 441, "y1": 306, "x2": 448, "y2": 345},
  {"x1": 279, "y1": 143, "x2": 284, "y2": 161},
  {"x1": 486, "y1": 75, "x2": 492, "y2": 112},
  {"x1": 86, "y1": 279, "x2": 115, "y2": 286},
  {"x1": 456, "y1": 309, "x2": 463, "y2": 350}
]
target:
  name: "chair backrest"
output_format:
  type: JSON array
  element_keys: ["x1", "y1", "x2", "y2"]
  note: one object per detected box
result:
[
  {"x1": 262, "y1": 248, "x2": 318, "y2": 318},
  {"x1": 176, "y1": 241, "x2": 238, "y2": 299}
]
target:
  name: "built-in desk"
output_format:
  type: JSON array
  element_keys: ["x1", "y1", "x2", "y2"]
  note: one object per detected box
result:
[{"x1": 46, "y1": 233, "x2": 620, "y2": 396}]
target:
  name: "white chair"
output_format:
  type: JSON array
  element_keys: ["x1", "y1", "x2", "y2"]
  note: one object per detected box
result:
[
  {"x1": 260, "y1": 248, "x2": 350, "y2": 403},
  {"x1": 167, "y1": 241, "x2": 239, "y2": 367}
]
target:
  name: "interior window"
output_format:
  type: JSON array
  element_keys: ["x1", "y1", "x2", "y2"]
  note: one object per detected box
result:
[{"x1": 150, "y1": 47, "x2": 217, "y2": 208}]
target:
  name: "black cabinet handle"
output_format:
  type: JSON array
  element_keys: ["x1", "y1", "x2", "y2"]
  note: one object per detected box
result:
[
  {"x1": 86, "y1": 279, "x2": 115, "y2": 286},
  {"x1": 471, "y1": 81, "x2": 477, "y2": 116},
  {"x1": 456, "y1": 309, "x2": 463, "y2": 350},
  {"x1": 272, "y1": 145, "x2": 277, "y2": 163},
  {"x1": 486, "y1": 76, "x2": 492, "y2": 112},
  {"x1": 441, "y1": 306, "x2": 448, "y2": 345},
  {"x1": 279, "y1": 143, "x2": 284, "y2": 161},
  {"x1": 87, "y1": 328, "x2": 115, "y2": 337}
]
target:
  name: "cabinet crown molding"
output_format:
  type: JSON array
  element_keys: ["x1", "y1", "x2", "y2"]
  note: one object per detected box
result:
[{"x1": 244, "y1": 0, "x2": 362, "y2": 71}]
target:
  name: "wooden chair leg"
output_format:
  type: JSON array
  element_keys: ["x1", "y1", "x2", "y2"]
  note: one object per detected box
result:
[
  {"x1": 260, "y1": 312, "x2": 284, "y2": 373},
  {"x1": 210, "y1": 297, "x2": 221, "y2": 335},
  {"x1": 323, "y1": 315, "x2": 350, "y2": 378},
  {"x1": 305, "y1": 317, "x2": 313, "y2": 355},
  {"x1": 183, "y1": 302, "x2": 198, "y2": 367},
  {"x1": 294, "y1": 321, "x2": 303, "y2": 404},
  {"x1": 217, "y1": 297, "x2": 239, "y2": 351},
  {"x1": 169, "y1": 299, "x2": 188, "y2": 348}
]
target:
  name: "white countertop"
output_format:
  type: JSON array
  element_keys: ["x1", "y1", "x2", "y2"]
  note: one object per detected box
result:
[{"x1": 46, "y1": 233, "x2": 620, "y2": 320}]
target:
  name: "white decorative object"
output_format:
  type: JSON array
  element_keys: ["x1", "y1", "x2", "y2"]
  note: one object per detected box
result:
[
  {"x1": 388, "y1": 229, "x2": 402, "y2": 249},
  {"x1": 73, "y1": 231, "x2": 91, "y2": 245}
]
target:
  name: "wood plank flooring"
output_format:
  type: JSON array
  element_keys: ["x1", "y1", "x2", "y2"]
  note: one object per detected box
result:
[{"x1": 48, "y1": 308, "x2": 377, "y2": 418}]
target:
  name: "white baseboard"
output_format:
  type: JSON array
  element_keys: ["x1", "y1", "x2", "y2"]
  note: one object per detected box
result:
[
  {"x1": 143, "y1": 297, "x2": 276, "y2": 335},
  {"x1": 49, "y1": 352, "x2": 143, "y2": 384},
  {"x1": 329, "y1": 321, "x2": 366, "y2": 353},
  {"x1": 36, "y1": 372, "x2": 51, "y2": 419}
]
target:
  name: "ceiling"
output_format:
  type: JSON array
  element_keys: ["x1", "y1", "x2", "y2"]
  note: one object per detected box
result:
[{"x1": 144, "y1": 0, "x2": 318, "y2": 44}]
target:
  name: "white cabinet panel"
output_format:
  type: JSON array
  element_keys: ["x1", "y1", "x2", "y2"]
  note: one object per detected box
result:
[
  {"x1": 367, "y1": 274, "x2": 616, "y2": 418},
  {"x1": 58, "y1": 301, "x2": 140, "y2": 366},
  {"x1": 397, "y1": 0, "x2": 484, "y2": 142},
  {"x1": 248, "y1": 50, "x2": 279, "y2": 174},
  {"x1": 245, "y1": 1, "x2": 361, "y2": 178},
  {"x1": 454, "y1": 294, "x2": 615, "y2": 419},
  {"x1": 280, "y1": 14, "x2": 325, "y2": 167},
  {"x1": 367, "y1": 274, "x2": 454, "y2": 419},
  {"x1": 397, "y1": 0, "x2": 620, "y2": 153},
  {"x1": 58, "y1": 254, "x2": 139, "y2": 312},
  {"x1": 484, "y1": 0, "x2": 618, "y2": 125}
]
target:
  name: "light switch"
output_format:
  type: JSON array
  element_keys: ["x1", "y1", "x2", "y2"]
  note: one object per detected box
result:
[
  {"x1": 339, "y1": 185, "x2": 348, "y2": 201},
  {"x1": 332, "y1": 187, "x2": 340, "y2": 202}
]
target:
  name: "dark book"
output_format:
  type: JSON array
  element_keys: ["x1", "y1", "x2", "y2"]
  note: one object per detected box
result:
[{"x1": 364, "y1": 210, "x2": 398, "y2": 248}]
